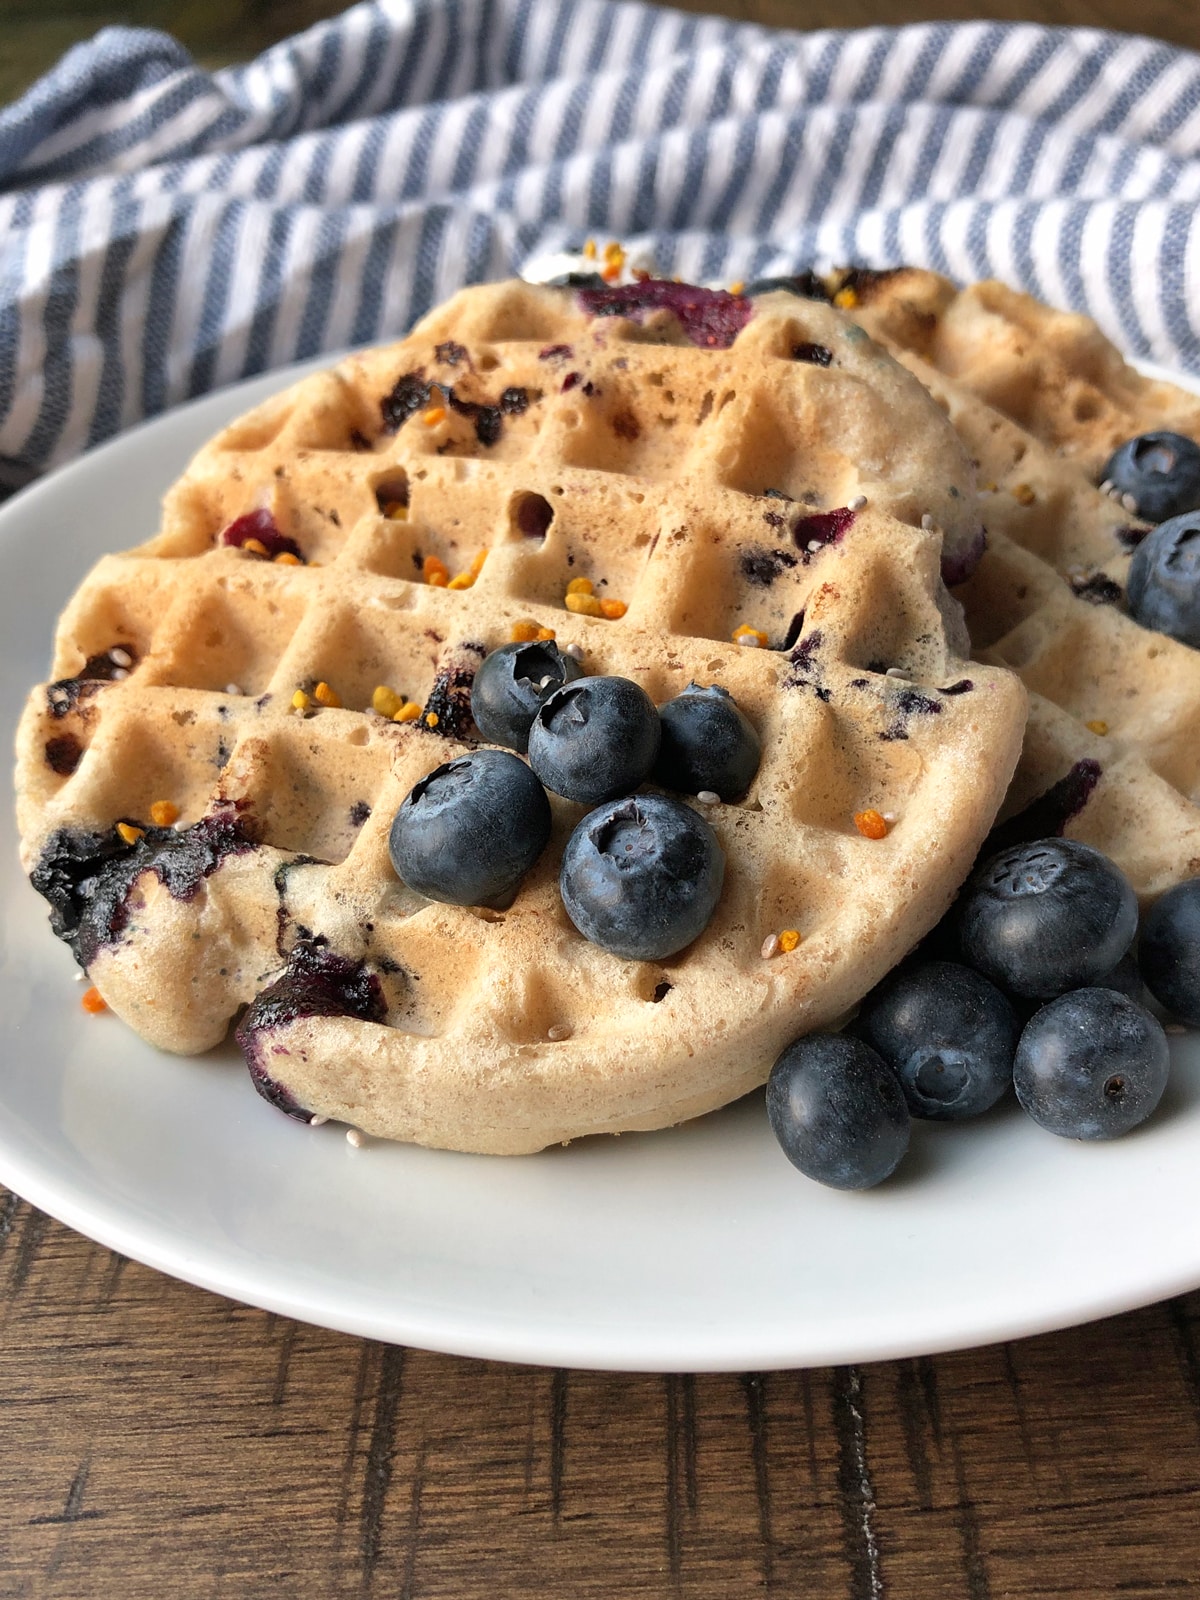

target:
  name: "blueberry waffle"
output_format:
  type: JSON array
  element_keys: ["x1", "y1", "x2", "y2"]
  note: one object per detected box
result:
[{"x1": 15, "y1": 279, "x2": 1025, "y2": 1153}]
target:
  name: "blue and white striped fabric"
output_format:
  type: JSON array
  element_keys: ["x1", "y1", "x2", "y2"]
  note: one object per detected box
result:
[{"x1": 2, "y1": 0, "x2": 1200, "y2": 487}]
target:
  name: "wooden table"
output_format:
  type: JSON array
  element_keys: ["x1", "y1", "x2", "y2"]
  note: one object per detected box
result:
[{"x1": 6, "y1": 2, "x2": 1200, "y2": 1594}]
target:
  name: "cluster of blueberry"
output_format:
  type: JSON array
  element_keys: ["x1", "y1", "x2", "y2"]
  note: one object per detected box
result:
[
  {"x1": 387, "y1": 641, "x2": 762, "y2": 962},
  {"x1": 1103, "y1": 431, "x2": 1200, "y2": 647},
  {"x1": 767, "y1": 837, "x2": 1200, "y2": 1190}
]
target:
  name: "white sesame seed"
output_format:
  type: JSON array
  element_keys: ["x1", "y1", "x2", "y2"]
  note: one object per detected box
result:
[
  {"x1": 74, "y1": 970, "x2": 86, "y2": 982},
  {"x1": 225, "y1": 683, "x2": 243, "y2": 697},
  {"x1": 885, "y1": 666, "x2": 911, "y2": 680},
  {"x1": 849, "y1": 494, "x2": 867, "y2": 511},
  {"x1": 1121, "y1": 492, "x2": 1139, "y2": 514},
  {"x1": 760, "y1": 933, "x2": 780, "y2": 960},
  {"x1": 309, "y1": 1114, "x2": 329, "y2": 1127},
  {"x1": 696, "y1": 790, "x2": 720, "y2": 805},
  {"x1": 1099, "y1": 479, "x2": 1113, "y2": 494},
  {"x1": 920, "y1": 513, "x2": 935, "y2": 530},
  {"x1": 538, "y1": 676, "x2": 554, "y2": 689},
  {"x1": 806, "y1": 539, "x2": 822, "y2": 553},
  {"x1": 110, "y1": 667, "x2": 129, "y2": 681},
  {"x1": 109, "y1": 647, "x2": 133, "y2": 668},
  {"x1": 547, "y1": 1024, "x2": 572, "y2": 1041},
  {"x1": 738, "y1": 634, "x2": 761, "y2": 648},
  {"x1": 882, "y1": 812, "x2": 896, "y2": 823},
  {"x1": 346, "y1": 1127, "x2": 366, "y2": 1148}
]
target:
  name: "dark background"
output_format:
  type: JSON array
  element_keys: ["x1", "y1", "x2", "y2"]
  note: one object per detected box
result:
[{"x1": 3, "y1": 0, "x2": 1200, "y2": 105}]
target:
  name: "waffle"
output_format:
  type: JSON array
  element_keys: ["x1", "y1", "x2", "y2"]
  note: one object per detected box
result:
[
  {"x1": 833, "y1": 269, "x2": 1200, "y2": 899},
  {"x1": 15, "y1": 279, "x2": 1025, "y2": 1155}
]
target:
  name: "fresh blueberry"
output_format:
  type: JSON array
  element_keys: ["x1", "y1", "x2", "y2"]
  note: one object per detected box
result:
[
  {"x1": 1126, "y1": 513, "x2": 1200, "y2": 648},
  {"x1": 528, "y1": 676, "x2": 660, "y2": 805},
  {"x1": 388, "y1": 748, "x2": 551, "y2": 908},
  {"x1": 559, "y1": 794, "x2": 724, "y2": 960},
  {"x1": 957, "y1": 838, "x2": 1138, "y2": 999},
  {"x1": 1013, "y1": 988, "x2": 1170, "y2": 1139},
  {"x1": 1139, "y1": 876, "x2": 1200, "y2": 1024},
  {"x1": 470, "y1": 640, "x2": 583, "y2": 753},
  {"x1": 853, "y1": 961, "x2": 1017, "y2": 1120},
  {"x1": 766, "y1": 1034, "x2": 910, "y2": 1190},
  {"x1": 1100, "y1": 432, "x2": 1200, "y2": 523},
  {"x1": 653, "y1": 683, "x2": 761, "y2": 801}
]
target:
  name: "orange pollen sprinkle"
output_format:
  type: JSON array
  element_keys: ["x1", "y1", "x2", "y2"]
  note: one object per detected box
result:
[
  {"x1": 149, "y1": 800, "x2": 179, "y2": 827},
  {"x1": 424, "y1": 711, "x2": 440, "y2": 728},
  {"x1": 729, "y1": 280, "x2": 745, "y2": 294},
  {"x1": 1012, "y1": 483, "x2": 1037, "y2": 506},
  {"x1": 423, "y1": 405, "x2": 447, "y2": 427},
  {"x1": 81, "y1": 986, "x2": 108, "y2": 1014},
  {"x1": 566, "y1": 577, "x2": 594, "y2": 596},
  {"x1": 566, "y1": 593, "x2": 604, "y2": 617},
  {"x1": 273, "y1": 550, "x2": 301, "y2": 566},
  {"x1": 291, "y1": 689, "x2": 311, "y2": 711},
  {"x1": 732, "y1": 624, "x2": 768, "y2": 648},
  {"x1": 383, "y1": 502, "x2": 408, "y2": 521},
  {"x1": 313, "y1": 681, "x2": 341, "y2": 708},
  {"x1": 242, "y1": 537, "x2": 270, "y2": 557},
  {"x1": 833, "y1": 287, "x2": 859, "y2": 309},
  {"x1": 778, "y1": 929, "x2": 801, "y2": 953},
  {"x1": 1086, "y1": 719, "x2": 1109, "y2": 735},
  {"x1": 423, "y1": 555, "x2": 450, "y2": 586},
  {"x1": 510, "y1": 620, "x2": 542, "y2": 642},
  {"x1": 372, "y1": 686, "x2": 403, "y2": 718},
  {"x1": 116, "y1": 822, "x2": 145, "y2": 845},
  {"x1": 854, "y1": 809, "x2": 889, "y2": 840},
  {"x1": 599, "y1": 598, "x2": 627, "y2": 620},
  {"x1": 447, "y1": 572, "x2": 474, "y2": 590},
  {"x1": 583, "y1": 239, "x2": 597, "y2": 260},
  {"x1": 394, "y1": 702, "x2": 422, "y2": 723},
  {"x1": 470, "y1": 549, "x2": 488, "y2": 576},
  {"x1": 535, "y1": 626, "x2": 556, "y2": 641}
]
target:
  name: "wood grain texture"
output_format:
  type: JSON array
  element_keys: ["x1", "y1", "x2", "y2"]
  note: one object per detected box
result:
[{"x1": 5, "y1": 1188, "x2": 1200, "y2": 1596}]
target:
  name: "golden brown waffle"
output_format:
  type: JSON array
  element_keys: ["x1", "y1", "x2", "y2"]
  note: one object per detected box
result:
[
  {"x1": 15, "y1": 280, "x2": 1025, "y2": 1154},
  {"x1": 835, "y1": 268, "x2": 1200, "y2": 898}
]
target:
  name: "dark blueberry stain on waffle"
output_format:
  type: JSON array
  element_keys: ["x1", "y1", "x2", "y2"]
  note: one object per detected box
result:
[
  {"x1": 47, "y1": 645, "x2": 138, "y2": 718},
  {"x1": 435, "y1": 341, "x2": 468, "y2": 366},
  {"x1": 577, "y1": 280, "x2": 753, "y2": 349},
  {"x1": 381, "y1": 371, "x2": 432, "y2": 431},
  {"x1": 236, "y1": 938, "x2": 387, "y2": 1122},
  {"x1": 44, "y1": 733, "x2": 83, "y2": 776},
  {"x1": 793, "y1": 507, "x2": 856, "y2": 563},
  {"x1": 273, "y1": 857, "x2": 320, "y2": 957},
  {"x1": 538, "y1": 343, "x2": 573, "y2": 361},
  {"x1": 349, "y1": 800, "x2": 371, "y2": 827},
  {"x1": 448, "y1": 384, "x2": 531, "y2": 447},
  {"x1": 986, "y1": 759, "x2": 1103, "y2": 856},
  {"x1": 939, "y1": 679, "x2": 974, "y2": 695},
  {"x1": 423, "y1": 642, "x2": 486, "y2": 739},
  {"x1": 1069, "y1": 572, "x2": 1124, "y2": 606},
  {"x1": 786, "y1": 630, "x2": 831, "y2": 699},
  {"x1": 792, "y1": 342, "x2": 833, "y2": 366},
  {"x1": 740, "y1": 546, "x2": 799, "y2": 586},
  {"x1": 30, "y1": 807, "x2": 257, "y2": 968},
  {"x1": 895, "y1": 688, "x2": 943, "y2": 717},
  {"x1": 1116, "y1": 525, "x2": 1149, "y2": 550},
  {"x1": 217, "y1": 508, "x2": 303, "y2": 561}
]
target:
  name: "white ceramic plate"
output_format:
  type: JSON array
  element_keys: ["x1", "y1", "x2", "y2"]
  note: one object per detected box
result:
[{"x1": 3, "y1": 359, "x2": 1198, "y2": 1373}]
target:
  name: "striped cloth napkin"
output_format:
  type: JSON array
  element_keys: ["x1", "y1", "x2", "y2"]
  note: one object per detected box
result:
[{"x1": 1, "y1": 0, "x2": 1199, "y2": 488}]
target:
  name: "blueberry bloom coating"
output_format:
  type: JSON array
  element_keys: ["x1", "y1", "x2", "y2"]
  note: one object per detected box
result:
[
  {"x1": 1100, "y1": 431, "x2": 1200, "y2": 523},
  {"x1": 653, "y1": 683, "x2": 762, "y2": 801},
  {"x1": 1139, "y1": 876, "x2": 1200, "y2": 1024},
  {"x1": 958, "y1": 838, "x2": 1138, "y2": 999},
  {"x1": 470, "y1": 640, "x2": 583, "y2": 753},
  {"x1": 766, "y1": 1034, "x2": 910, "y2": 1190},
  {"x1": 1013, "y1": 988, "x2": 1170, "y2": 1139},
  {"x1": 528, "y1": 676, "x2": 660, "y2": 805},
  {"x1": 559, "y1": 794, "x2": 724, "y2": 960},
  {"x1": 388, "y1": 748, "x2": 551, "y2": 908},
  {"x1": 1126, "y1": 513, "x2": 1200, "y2": 648},
  {"x1": 854, "y1": 961, "x2": 1017, "y2": 1120}
]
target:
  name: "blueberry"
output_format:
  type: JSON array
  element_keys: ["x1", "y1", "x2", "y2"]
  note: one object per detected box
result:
[
  {"x1": 559, "y1": 794, "x2": 724, "y2": 960},
  {"x1": 1139, "y1": 876, "x2": 1200, "y2": 1024},
  {"x1": 388, "y1": 748, "x2": 551, "y2": 908},
  {"x1": 1100, "y1": 432, "x2": 1200, "y2": 523},
  {"x1": 1013, "y1": 988, "x2": 1170, "y2": 1139},
  {"x1": 470, "y1": 640, "x2": 583, "y2": 753},
  {"x1": 766, "y1": 1034, "x2": 910, "y2": 1190},
  {"x1": 528, "y1": 676, "x2": 660, "y2": 805},
  {"x1": 853, "y1": 961, "x2": 1017, "y2": 1120},
  {"x1": 652, "y1": 683, "x2": 761, "y2": 802},
  {"x1": 957, "y1": 838, "x2": 1138, "y2": 999},
  {"x1": 1126, "y1": 513, "x2": 1200, "y2": 647}
]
